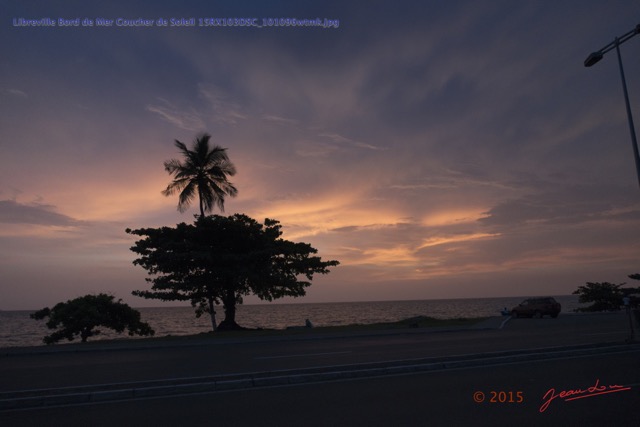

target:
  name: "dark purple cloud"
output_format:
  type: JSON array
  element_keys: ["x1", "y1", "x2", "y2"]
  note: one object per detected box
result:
[{"x1": 0, "y1": 200, "x2": 82, "y2": 226}]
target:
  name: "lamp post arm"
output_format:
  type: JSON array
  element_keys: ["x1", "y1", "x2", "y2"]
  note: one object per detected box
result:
[{"x1": 592, "y1": 24, "x2": 640, "y2": 56}]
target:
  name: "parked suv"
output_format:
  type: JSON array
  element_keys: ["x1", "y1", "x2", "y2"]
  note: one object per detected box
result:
[{"x1": 511, "y1": 297, "x2": 561, "y2": 318}]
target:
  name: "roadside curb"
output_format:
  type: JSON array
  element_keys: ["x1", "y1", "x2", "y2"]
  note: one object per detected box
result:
[{"x1": 2, "y1": 340, "x2": 638, "y2": 411}]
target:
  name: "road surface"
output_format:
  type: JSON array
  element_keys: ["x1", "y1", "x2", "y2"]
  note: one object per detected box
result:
[{"x1": 1, "y1": 349, "x2": 638, "y2": 426}]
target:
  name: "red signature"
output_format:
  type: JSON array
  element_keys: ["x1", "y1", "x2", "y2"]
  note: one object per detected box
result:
[{"x1": 540, "y1": 379, "x2": 631, "y2": 412}]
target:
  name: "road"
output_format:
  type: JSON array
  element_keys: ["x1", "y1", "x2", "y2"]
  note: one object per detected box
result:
[
  {"x1": 0, "y1": 312, "x2": 632, "y2": 392},
  {"x1": 2, "y1": 349, "x2": 638, "y2": 426}
]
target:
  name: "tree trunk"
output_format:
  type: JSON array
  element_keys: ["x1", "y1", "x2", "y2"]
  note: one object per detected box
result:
[
  {"x1": 207, "y1": 296, "x2": 217, "y2": 332},
  {"x1": 199, "y1": 190, "x2": 205, "y2": 218},
  {"x1": 217, "y1": 293, "x2": 244, "y2": 331}
]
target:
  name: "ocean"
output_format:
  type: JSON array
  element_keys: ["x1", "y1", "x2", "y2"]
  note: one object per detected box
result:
[{"x1": 0, "y1": 295, "x2": 585, "y2": 348}]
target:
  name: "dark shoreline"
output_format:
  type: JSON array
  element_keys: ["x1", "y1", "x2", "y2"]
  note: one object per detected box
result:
[{"x1": 0, "y1": 315, "x2": 491, "y2": 355}]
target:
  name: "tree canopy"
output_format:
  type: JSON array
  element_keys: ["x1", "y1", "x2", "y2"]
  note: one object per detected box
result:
[
  {"x1": 572, "y1": 274, "x2": 640, "y2": 312},
  {"x1": 127, "y1": 214, "x2": 339, "y2": 331},
  {"x1": 573, "y1": 282, "x2": 624, "y2": 312},
  {"x1": 162, "y1": 133, "x2": 238, "y2": 217},
  {"x1": 31, "y1": 294, "x2": 154, "y2": 344}
]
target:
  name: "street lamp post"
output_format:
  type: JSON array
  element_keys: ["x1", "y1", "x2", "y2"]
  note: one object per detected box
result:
[{"x1": 584, "y1": 24, "x2": 640, "y2": 188}]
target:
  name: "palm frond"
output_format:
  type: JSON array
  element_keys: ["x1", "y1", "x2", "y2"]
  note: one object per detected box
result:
[
  {"x1": 162, "y1": 177, "x2": 190, "y2": 196},
  {"x1": 163, "y1": 159, "x2": 184, "y2": 175},
  {"x1": 174, "y1": 140, "x2": 190, "y2": 156},
  {"x1": 178, "y1": 181, "x2": 198, "y2": 213},
  {"x1": 195, "y1": 134, "x2": 211, "y2": 160}
]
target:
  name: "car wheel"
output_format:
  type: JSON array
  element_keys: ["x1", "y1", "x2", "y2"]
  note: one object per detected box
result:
[
  {"x1": 533, "y1": 311, "x2": 542, "y2": 319},
  {"x1": 551, "y1": 313, "x2": 558, "y2": 318}
]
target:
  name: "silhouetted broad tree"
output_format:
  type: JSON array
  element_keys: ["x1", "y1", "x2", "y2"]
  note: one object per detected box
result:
[
  {"x1": 31, "y1": 294, "x2": 154, "y2": 344},
  {"x1": 127, "y1": 214, "x2": 339, "y2": 331},
  {"x1": 573, "y1": 275, "x2": 640, "y2": 312},
  {"x1": 573, "y1": 282, "x2": 625, "y2": 311}
]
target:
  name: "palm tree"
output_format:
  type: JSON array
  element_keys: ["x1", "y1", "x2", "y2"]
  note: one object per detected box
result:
[{"x1": 162, "y1": 133, "x2": 238, "y2": 217}]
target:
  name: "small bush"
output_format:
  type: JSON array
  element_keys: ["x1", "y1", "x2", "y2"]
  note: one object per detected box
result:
[{"x1": 31, "y1": 294, "x2": 154, "y2": 344}]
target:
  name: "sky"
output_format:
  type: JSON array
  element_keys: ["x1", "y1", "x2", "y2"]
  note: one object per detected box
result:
[{"x1": 1, "y1": 1, "x2": 640, "y2": 310}]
